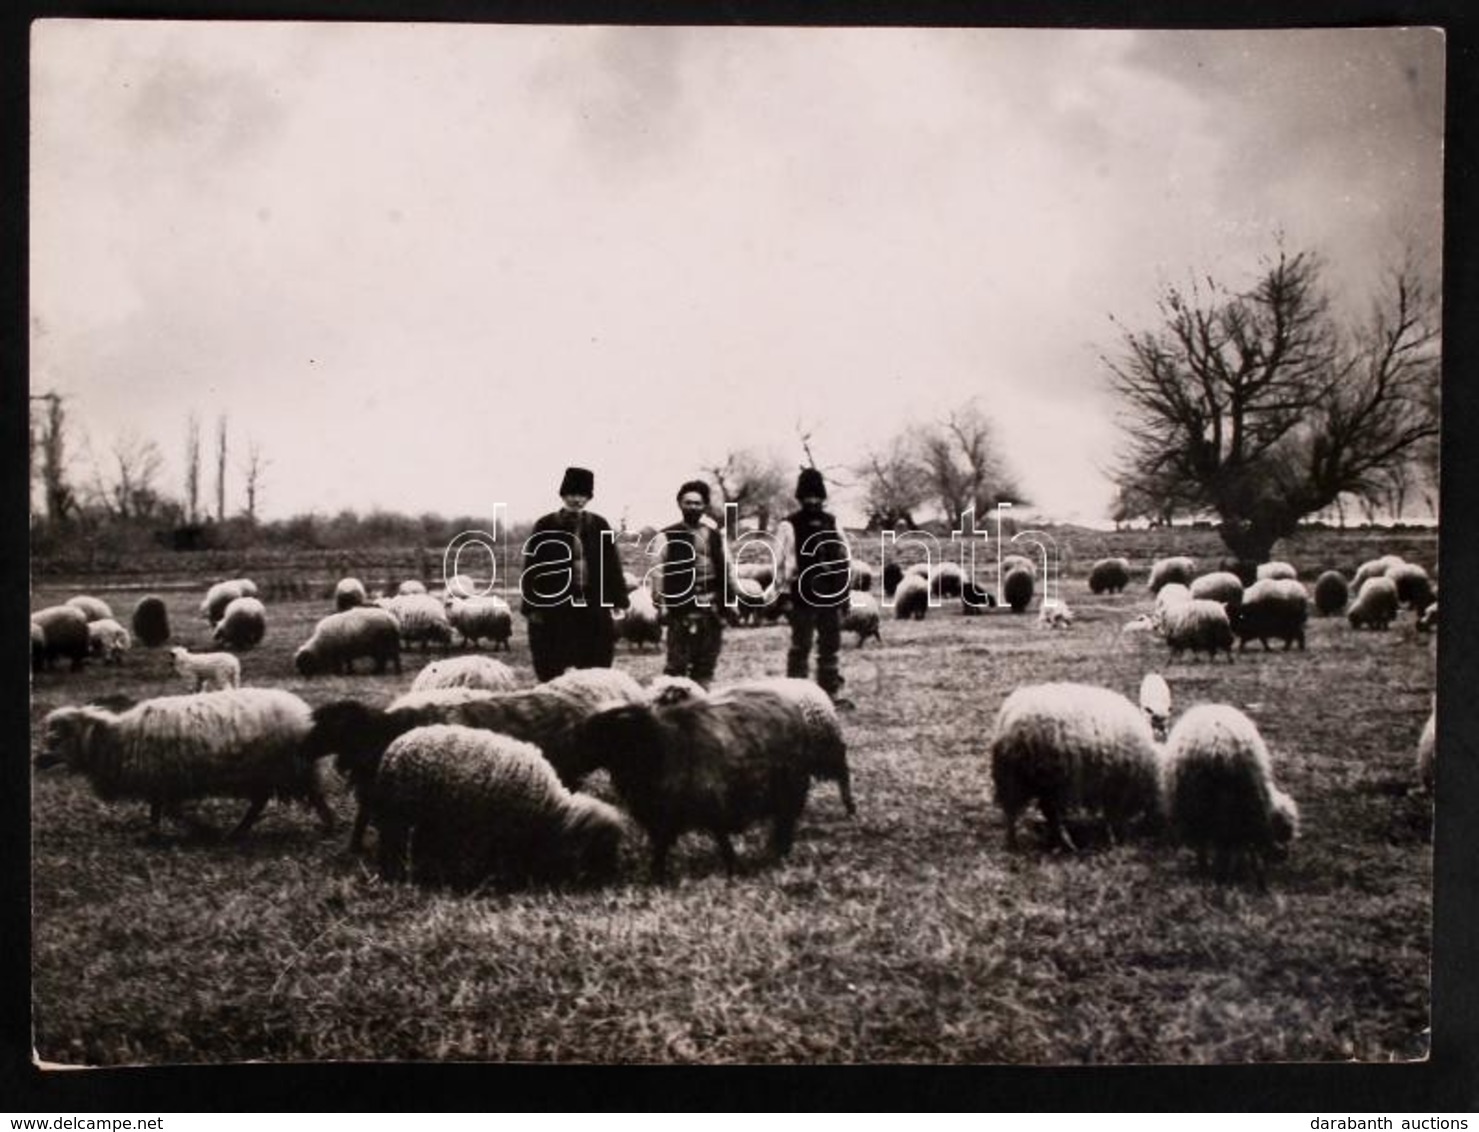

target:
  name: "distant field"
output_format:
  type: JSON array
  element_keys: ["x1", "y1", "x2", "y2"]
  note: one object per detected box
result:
[{"x1": 27, "y1": 534, "x2": 1437, "y2": 1065}]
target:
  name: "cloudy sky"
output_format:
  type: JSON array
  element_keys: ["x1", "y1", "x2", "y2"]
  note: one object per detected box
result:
[{"x1": 30, "y1": 22, "x2": 1444, "y2": 527}]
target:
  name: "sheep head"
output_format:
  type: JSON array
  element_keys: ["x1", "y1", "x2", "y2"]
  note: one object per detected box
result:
[
  {"x1": 572, "y1": 704, "x2": 667, "y2": 783},
  {"x1": 36, "y1": 705, "x2": 110, "y2": 770},
  {"x1": 293, "y1": 646, "x2": 321, "y2": 677},
  {"x1": 305, "y1": 700, "x2": 401, "y2": 782}
]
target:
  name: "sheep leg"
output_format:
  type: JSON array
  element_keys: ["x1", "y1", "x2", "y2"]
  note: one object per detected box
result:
[
  {"x1": 837, "y1": 769, "x2": 857, "y2": 817},
  {"x1": 348, "y1": 802, "x2": 371, "y2": 853},
  {"x1": 716, "y1": 832, "x2": 740, "y2": 876},
  {"x1": 1041, "y1": 797, "x2": 1077, "y2": 852},
  {"x1": 228, "y1": 794, "x2": 271, "y2": 839},
  {"x1": 377, "y1": 818, "x2": 411, "y2": 881},
  {"x1": 308, "y1": 789, "x2": 337, "y2": 833}
]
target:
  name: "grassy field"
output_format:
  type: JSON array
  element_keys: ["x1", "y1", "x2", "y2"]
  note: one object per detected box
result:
[{"x1": 27, "y1": 534, "x2": 1438, "y2": 1066}]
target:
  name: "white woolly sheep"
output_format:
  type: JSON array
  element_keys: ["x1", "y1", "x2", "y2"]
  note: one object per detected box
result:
[
  {"x1": 842, "y1": 591, "x2": 882, "y2": 647},
  {"x1": 735, "y1": 562, "x2": 776, "y2": 589},
  {"x1": 35, "y1": 688, "x2": 334, "y2": 838},
  {"x1": 1120, "y1": 614, "x2": 1157, "y2": 637},
  {"x1": 446, "y1": 594, "x2": 513, "y2": 650},
  {"x1": 989, "y1": 681, "x2": 1165, "y2": 851},
  {"x1": 1313, "y1": 570, "x2": 1349, "y2": 616},
  {"x1": 371, "y1": 724, "x2": 624, "y2": 888},
  {"x1": 397, "y1": 579, "x2": 428, "y2": 596},
  {"x1": 543, "y1": 666, "x2": 648, "y2": 712},
  {"x1": 1256, "y1": 561, "x2": 1298, "y2": 582},
  {"x1": 715, "y1": 676, "x2": 854, "y2": 815},
  {"x1": 1148, "y1": 556, "x2": 1196, "y2": 593},
  {"x1": 1162, "y1": 598, "x2": 1235, "y2": 662},
  {"x1": 200, "y1": 579, "x2": 257, "y2": 626},
  {"x1": 928, "y1": 561, "x2": 965, "y2": 598},
  {"x1": 441, "y1": 574, "x2": 482, "y2": 601},
  {"x1": 646, "y1": 674, "x2": 709, "y2": 704},
  {"x1": 1189, "y1": 571, "x2": 1245, "y2": 614},
  {"x1": 1417, "y1": 703, "x2": 1435, "y2": 792},
  {"x1": 1038, "y1": 602, "x2": 1075, "y2": 630},
  {"x1": 295, "y1": 606, "x2": 403, "y2": 677},
  {"x1": 335, "y1": 577, "x2": 368, "y2": 612},
  {"x1": 1347, "y1": 576, "x2": 1400, "y2": 630},
  {"x1": 1003, "y1": 566, "x2": 1035, "y2": 614},
  {"x1": 1151, "y1": 583, "x2": 1192, "y2": 632},
  {"x1": 614, "y1": 586, "x2": 662, "y2": 651},
  {"x1": 213, "y1": 596, "x2": 267, "y2": 651},
  {"x1": 732, "y1": 576, "x2": 782, "y2": 626},
  {"x1": 1088, "y1": 558, "x2": 1131, "y2": 595},
  {"x1": 170, "y1": 646, "x2": 241, "y2": 692},
  {"x1": 1139, "y1": 674, "x2": 1172, "y2": 742},
  {"x1": 87, "y1": 618, "x2": 132, "y2": 664},
  {"x1": 1000, "y1": 554, "x2": 1037, "y2": 578},
  {"x1": 32, "y1": 606, "x2": 90, "y2": 672},
  {"x1": 1161, "y1": 703, "x2": 1298, "y2": 886},
  {"x1": 568, "y1": 693, "x2": 816, "y2": 879},
  {"x1": 1386, "y1": 562, "x2": 1435, "y2": 611},
  {"x1": 410, "y1": 655, "x2": 519, "y2": 694},
  {"x1": 383, "y1": 593, "x2": 454, "y2": 652},
  {"x1": 893, "y1": 572, "x2": 930, "y2": 620},
  {"x1": 1351, "y1": 555, "x2": 1406, "y2": 592},
  {"x1": 65, "y1": 595, "x2": 114, "y2": 623},
  {"x1": 1232, "y1": 579, "x2": 1309, "y2": 652}
]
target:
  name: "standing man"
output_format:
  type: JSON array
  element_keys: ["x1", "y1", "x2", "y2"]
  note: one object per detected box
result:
[
  {"x1": 774, "y1": 466, "x2": 853, "y2": 706},
  {"x1": 520, "y1": 466, "x2": 630, "y2": 682},
  {"x1": 653, "y1": 479, "x2": 735, "y2": 689}
]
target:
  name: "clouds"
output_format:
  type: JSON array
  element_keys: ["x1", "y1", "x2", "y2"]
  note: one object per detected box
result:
[{"x1": 30, "y1": 23, "x2": 1442, "y2": 526}]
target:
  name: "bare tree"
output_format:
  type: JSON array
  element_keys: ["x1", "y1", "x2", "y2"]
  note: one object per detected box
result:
[
  {"x1": 706, "y1": 449, "x2": 793, "y2": 532},
  {"x1": 240, "y1": 437, "x2": 269, "y2": 522},
  {"x1": 214, "y1": 414, "x2": 229, "y2": 521},
  {"x1": 913, "y1": 400, "x2": 1024, "y2": 528},
  {"x1": 90, "y1": 431, "x2": 166, "y2": 520},
  {"x1": 1105, "y1": 248, "x2": 1439, "y2": 562},
  {"x1": 32, "y1": 392, "x2": 74, "y2": 522},
  {"x1": 853, "y1": 434, "x2": 930, "y2": 529},
  {"x1": 183, "y1": 412, "x2": 202, "y2": 524}
]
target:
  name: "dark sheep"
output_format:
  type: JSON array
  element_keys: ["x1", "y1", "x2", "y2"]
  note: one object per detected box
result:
[
  {"x1": 1003, "y1": 567, "x2": 1034, "y2": 613},
  {"x1": 32, "y1": 606, "x2": 89, "y2": 672},
  {"x1": 1087, "y1": 557, "x2": 1130, "y2": 595},
  {"x1": 882, "y1": 562, "x2": 904, "y2": 597},
  {"x1": 132, "y1": 594, "x2": 171, "y2": 648},
  {"x1": 1312, "y1": 570, "x2": 1349, "y2": 616},
  {"x1": 961, "y1": 581, "x2": 996, "y2": 615}
]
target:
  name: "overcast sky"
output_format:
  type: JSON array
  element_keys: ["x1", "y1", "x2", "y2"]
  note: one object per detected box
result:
[{"x1": 29, "y1": 23, "x2": 1444, "y2": 528}]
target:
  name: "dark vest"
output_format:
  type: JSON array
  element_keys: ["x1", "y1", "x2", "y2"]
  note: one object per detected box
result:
[
  {"x1": 659, "y1": 522, "x2": 727, "y2": 610},
  {"x1": 787, "y1": 508, "x2": 851, "y2": 608}
]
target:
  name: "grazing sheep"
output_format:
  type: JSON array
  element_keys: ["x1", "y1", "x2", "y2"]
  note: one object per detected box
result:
[
  {"x1": 882, "y1": 562, "x2": 904, "y2": 597},
  {"x1": 383, "y1": 593, "x2": 454, "y2": 652},
  {"x1": 893, "y1": 572, "x2": 930, "y2": 620},
  {"x1": 1162, "y1": 599, "x2": 1235, "y2": 662},
  {"x1": 131, "y1": 595, "x2": 171, "y2": 649},
  {"x1": 841, "y1": 591, "x2": 882, "y2": 647},
  {"x1": 1189, "y1": 572, "x2": 1245, "y2": 615},
  {"x1": 397, "y1": 579, "x2": 428, "y2": 596},
  {"x1": 1417, "y1": 703, "x2": 1435, "y2": 792},
  {"x1": 849, "y1": 560, "x2": 875, "y2": 592},
  {"x1": 442, "y1": 574, "x2": 483, "y2": 600},
  {"x1": 543, "y1": 666, "x2": 648, "y2": 712},
  {"x1": 904, "y1": 562, "x2": 932, "y2": 580},
  {"x1": 370, "y1": 724, "x2": 624, "y2": 888},
  {"x1": 1231, "y1": 579, "x2": 1308, "y2": 652},
  {"x1": 732, "y1": 576, "x2": 781, "y2": 626},
  {"x1": 200, "y1": 580, "x2": 257, "y2": 626},
  {"x1": 1161, "y1": 704, "x2": 1298, "y2": 886},
  {"x1": 989, "y1": 682, "x2": 1164, "y2": 851},
  {"x1": 1256, "y1": 561, "x2": 1298, "y2": 582},
  {"x1": 1152, "y1": 583, "x2": 1193, "y2": 632},
  {"x1": 1120, "y1": 614, "x2": 1157, "y2": 637},
  {"x1": 1038, "y1": 602, "x2": 1075, "y2": 630},
  {"x1": 295, "y1": 607, "x2": 403, "y2": 677},
  {"x1": 36, "y1": 688, "x2": 334, "y2": 838},
  {"x1": 1000, "y1": 554, "x2": 1037, "y2": 578},
  {"x1": 1417, "y1": 603, "x2": 1438, "y2": 634},
  {"x1": 169, "y1": 646, "x2": 241, "y2": 691},
  {"x1": 446, "y1": 595, "x2": 514, "y2": 650},
  {"x1": 335, "y1": 577, "x2": 368, "y2": 612},
  {"x1": 1139, "y1": 673, "x2": 1172, "y2": 741},
  {"x1": 32, "y1": 605, "x2": 91, "y2": 672},
  {"x1": 1313, "y1": 570, "x2": 1349, "y2": 616},
  {"x1": 1003, "y1": 567, "x2": 1035, "y2": 614},
  {"x1": 410, "y1": 655, "x2": 519, "y2": 694},
  {"x1": 1148, "y1": 556, "x2": 1196, "y2": 593},
  {"x1": 1088, "y1": 557, "x2": 1131, "y2": 595},
  {"x1": 735, "y1": 561, "x2": 776, "y2": 590},
  {"x1": 568, "y1": 694, "x2": 816, "y2": 879},
  {"x1": 961, "y1": 580, "x2": 996, "y2": 615},
  {"x1": 65, "y1": 595, "x2": 114, "y2": 623},
  {"x1": 614, "y1": 586, "x2": 662, "y2": 651},
  {"x1": 213, "y1": 596, "x2": 267, "y2": 651},
  {"x1": 1351, "y1": 555, "x2": 1406, "y2": 592},
  {"x1": 928, "y1": 561, "x2": 965, "y2": 598},
  {"x1": 87, "y1": 618, "x2": 132, "y2": 664},
  {"x1": 716, "y1": 676, "x2": 854, "y2": 815},
  {"x1": 1347, "y1": 576, "x2": 1400, "y2": 630},
  {"x1": 1387, "y1": 563, "x2": 1435, "y2": 611}
]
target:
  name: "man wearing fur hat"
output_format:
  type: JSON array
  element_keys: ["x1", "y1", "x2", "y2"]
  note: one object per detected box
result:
[
  {"x1": 651, "y1": 479, "x2": 737, "y2": 689},
  {"x1": 774, "y1": 466, "x2": 853, "y2": 706},
  {"x1": 520, "y1": 466, "x2": 631, "y2": 681}
]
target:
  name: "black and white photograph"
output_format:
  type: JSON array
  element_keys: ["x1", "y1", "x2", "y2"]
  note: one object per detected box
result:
[{"x1": 22, "y1": 16, "x2": 1463, "y2": 1080}]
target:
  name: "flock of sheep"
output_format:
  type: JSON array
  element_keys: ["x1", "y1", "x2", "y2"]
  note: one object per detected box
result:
[{"x1": 30, "y1": 544, "x2": 1436, "y2": 891}]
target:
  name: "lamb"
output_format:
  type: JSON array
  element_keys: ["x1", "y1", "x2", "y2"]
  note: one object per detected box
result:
[
  {"x1": 568, "y1": 693, "x2": 816, "y2": 879},
  {"x1": 1161, "y1": 599, "x2": 1235, "y2": 662},
  {"x1": 87, "y1": 618, "x2": 132, "y2": 664},
  {"x1": 1189, "y1": 571, "x2": 1245, "y2": 615},
  {"x1": 334, "y1": 577, "x2": 368, "y2": 612},
  {"x1": 1313, "y1": 570, "x2": 1349, "y2": 616},
  {"x1": 200, "y1": 579, "x2": 257, "y2": 626},
  {"x1": 1038, "y1": 601, "x2": 1075, "y2": 630},
  {"x1": 988, "y1": 681, "x2": 1166, "y2": 851},
  {"x1": 841, "y1": 591, "x2": 882, "y2": 647},
  {"x1": 131, "y1": 594, "x2": 171, "y2": 648},
  {"x1": 1003, "y1": 566, "x2": 1034, "y2": 614},
  {"x1": 446, "y1": 595, "x2": 514, "y2": 650},
  {"x1": 1255, "y1": 562, "x2": 1298, "y2": 582},
  {"x1": 1387, "y1": 563, "x2": 1435, "y2": 611},
  {"x1": 170, "y1": 646, "x2": 241, "y2": 691},
  {"x1": 715, "y1": 676, "x2": 854, "y2": 815},
  {"x1": 1139, "y1": 674, "x2": 1172, "y2": 741},
  {"x1": 1148, "y1": 556, "x2": 1196, "y2": 593},
  {"x1": 410, "y1": 655, "x2": 519, "y2": 694},
  {"x1": 1347, "y1": 576, "x2": 1400, "y2": 630},
  {"x1": 1087, "y1": 557, "x2": 1131, "y2": 595},
  {"x1": 35, "y1": 688, "x2": 335, "y2": 838},
  {"x1": 1231, "y1": 579, "x2": 1308, "y2": 652},
  {"x1": 31, "y1": 605, "x2": 90, "y2": 672},
  {"x1": 614, "y1": 586, "x2": 662, "y2": 651},
  {"x1": 213, "y1": 596, "x2": 267, "y2": 651},
  {"x1": 65, "y1": 595, "x2": 114, "y2": 623},
  {"x1": 370, "y1": 724, "x2": 624, "y2": 888},
  {"x1": 1351, "y1": 555, "x2": 1406, "y2": 592},
  {"x1": 1161, "y1": 704, "x2": 1299, "y2": 886},
  {"x1": 893, "y1": 572, "x2": 930, "y2": 620},
  {"x1": 382, "y1": 593, "x2": 454, "y2": 652},
  {"x1": 294, "y1": 606, "x2": 403, "y2": 676},
  {"x1": 1416, "y1": 702, "x2": 1435, "y2": 792}
]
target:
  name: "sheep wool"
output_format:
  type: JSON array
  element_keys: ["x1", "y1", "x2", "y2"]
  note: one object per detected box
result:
[
  {"x1": 384, "y1": 593, "x2": 454, "y2": 652},
  {"x1": 989, "y1": 682, "x2": 1164, "y2": 851},
  {"x1": 1087, "y1": 557, "x2": 1131, "y2": 595},
  {"x1": 893, "y1": 572, "x2": 930, "y2": 620},
  {"x1": 213, "y1": 597, "x2": 267, "y2": 652},
  {"x1": 132, "y1": 595, "x2": 171, "y2": 648},
  {"x1": 87, "y1": 618, "x2": 132, "y2": 664},
  {"x1": 295, "y1": 606, "x2": 403, "y2": 676},
  {"x1": 714, "y1": 676, "x2": 854, "y2": 815},
  {"x1": 397, "y1": 579, "x2": 428, "y2": 596},
  {"x1": 928, "y1": 562, "x2": 965, "y2": 599},
  {"x1": 170, "y1": 646, "x2": 241, "y2": 692},
  {"x1": 37, "y1": 688, "x2": 334, "y2": 838},
  {"x1": 410, "y1": 655, "x2": 519, "y2": 694},
  {"x1": 65, "y1": 595, "x2": 114, "y2": 623},
  {"x1": 544, "y1": 666, "x2": 648, "y2": 712},
  {"x1": 849, "y1": 560, "x2": 875, "y2": 592},
  {"x1": 1139, "y1": 674, "x2": 1172, "y2": 741},
  {"x1": 1189, "y1": 572, "x2": 1245, "y2": 614},
  {"x1": 1232, "y1": 579, "x2": 1308, "y2": 652},
  {"x1": 841, "y1": 592, "x2": 882, "y2": 647},
  {"x1": 372, "y1": 725, "x2": 624, "y2": 888},
  {"x1": 1387, "y1": 563, "x2": 1435, "y2": 611},
  {"x1": 1003, "y1": 566, "x2": 1035, "y2": 614},
  {"x1": 1038, "y1": 602, "x2": 1074, "y2": 630},
  {"x1": 335, "y1": 577, "x2": 368, "y2": 612},
  {"x1": 1000, "y1": 554, "x2": 1037, "y2": 578},
  {"x1": 1162, "y1": 599, "x2": 1235, "y2": 662},
  {"x1": 1351, "y1": 555, "x2": 1406, "y2": 592},
  {"x1": 614, "y1": 587, "x2": 662, "y2": 651},
  {"x1": 201, "y1": 580, "x2": 257, "y2": 626},
  {"x1": 1148, "y1": 556, "x2": 1196, "y2": 593},
  {"x1": 1313, "y1": 571, "x2": 1349, "y2": 616},
  {"x1": 1256, "y1": 562, "x2": 1298, "y2": 582},
  {"x1": 1417, "y1": 704, "x2": 1435, "y2": 792},
  {"x1": 1161, "y1": 704, "x2": 1298, "y2": 885},
  {"x1": 446, "y1": 595, "x2": 514, "y2": 650},
  {"x1": 1347, "y1": 576, "x2": 1400, "y2": 630},
  {"x1": 1152, "y1": 583, "x2": 1193, "y2": 632},
  {"x1": 32, "y1": 605, "x2": 90, "y2": 672}
]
